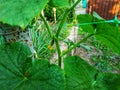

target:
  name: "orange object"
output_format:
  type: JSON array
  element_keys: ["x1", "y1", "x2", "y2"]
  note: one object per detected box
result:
[
  {"x1": 87, "y1": 0, "x2": 120, "y2": 20},
  {"x1": 48, "y1": 45, "x2": 53, "y2": 51}
]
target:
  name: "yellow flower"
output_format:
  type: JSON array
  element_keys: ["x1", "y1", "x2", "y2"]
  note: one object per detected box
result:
[
  {"x1": 73, "y1": 19, "x2": 77, "y2": 24},
  {"x1": 48, "y1": 45, "x2": 53, "y2": 51}
]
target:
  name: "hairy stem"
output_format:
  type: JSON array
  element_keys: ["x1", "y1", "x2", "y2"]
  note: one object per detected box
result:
[
  {"x1": 55, "y1": 10, "x2": 69, "y2": 37},
  {"x1": 40, "y1": 14, "x2": 53, "y2": 38},
  {"x1": 61, "y1": 34, "x2": 94, "y2": 56},
  {"x1": 55, "y1": 38, "x2": 62, "y2": 67},
  {"x1": 70, "y1": 0, "x2": 81, "y2": 10}
]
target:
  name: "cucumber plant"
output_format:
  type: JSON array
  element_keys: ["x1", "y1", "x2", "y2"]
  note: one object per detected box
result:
[{"x1": 0, "y1": 0, "x2": 120, "y2": 90}]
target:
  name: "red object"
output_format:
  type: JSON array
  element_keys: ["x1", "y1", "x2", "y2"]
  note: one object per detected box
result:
[{"x1": 87, "y1": 0, "x2": 120, "y2": 20}]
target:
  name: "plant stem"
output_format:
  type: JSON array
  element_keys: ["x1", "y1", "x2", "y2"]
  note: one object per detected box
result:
[
  {"x1": 56, "y1": 0, "x2": 81, "y2": 37},
  {"x1": 40, "y1": 14, "x2": 53, "y2": 38},
  {"x1": 70, "y1": 0, "x2": 81, "y2": 10},
  {"x1": 61, "y1": 34, "x2": 94, "y2": 56},
  {"x1": 54, "y1": 0, "x2": 81, "y2": 67},
  {"x1": 55, "y1": 38, "x2": 62, "y2": 67},
  {"x1": 55, "y1": 10, "x2": 69, "y2": 37},
  {"x1": 40, "y1": 0, "x2": 81, "y2": 67}
]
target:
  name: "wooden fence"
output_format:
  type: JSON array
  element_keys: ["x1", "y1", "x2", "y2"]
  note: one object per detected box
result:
[{"x1": 87, "y1": 0, "x2": 120, "y2": 20}]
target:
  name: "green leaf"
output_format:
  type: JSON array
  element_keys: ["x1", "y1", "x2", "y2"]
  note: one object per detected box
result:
[
  {"x1": 15, "y1": 60, "x2": 65, "y2": 90},
  {"x1": 0, "y1": 42, "x2": 65, "y2": 90},
  {"x1": 96, "y1": 73, "x2": 120, "y2": 90},
  {"x1": 95, "y1": 23, "x2": 120, "y2": 54},
  {"x1": 102, "y1": 73, "x2": 120, "y2": 90},
  {"x1": 64, "y1": 56, "x2": 120, "y2": 90},
  {"x1": 49, "y1": 0, "x2": 70, "y2": 8},
  {"x1": 0, "y1": 42, "x2": 32, "y2": 89},
  {"x1": 0, "y1": 0, "x2": 49, "y2": 29},
  {"x1": 77, "y1": 14, "x2": 95, "y2": 33},
  {"x1": 64, "y1": 56, "x2": 98, "y2": 90},
  {"x1": 77, "y1": 14, "x2": 120, "y2": 55},
  {"x1": 93, "y1": 12, "x2": 104, "y2": 20}
]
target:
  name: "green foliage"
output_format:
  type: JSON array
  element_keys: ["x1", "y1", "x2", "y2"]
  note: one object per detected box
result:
[
  {"x1": 55, "y1": 23, "x2": 72, "y2": 40},
  {"x1": 90, "y1": 38, "x2": 120, "y2": 72},
  {"x1": 0, "y1": 42, "x2": 120, "y2": 89},
  {"x1": 30, "y1": 21, "x2": 55, "y2": 60},
  {"x1": 49, "y1": 0, "x2": 70, "y2": 8},
  {"x1": 64, "y1": 56, "x2": 120, "y2": 90},
  {"x1": 64, "y1": 56, "x2": 98, "y2": 90},
  {"x1": 101, "y1": 73, "x2": 120, "y2": 90},
  {"x1": 0, "y1": 0, "x2": 49, "y2": 28},
  {"x1": 44, "y1": 5, "x2": 65, "y2": 22},
  {"x1": 77, "y1": 14, "x2": 95, "y2": 33},
  {"x1": 0, "y1": 42, "x2": 65, "y2": 90},
  {"x1": 44, "y1": 5, "x2": 74, "y2": 23},
  {"x1": 77, "y1": 14, "x2": 120, "y2": 55},
  {"x1": 44, "y1": 5, "x2": 55, "y2": 22},
  {"x1": 95, "y1": 23, "x2": 120, "y2": 54},
  {"x1": 96, "y1": 73, "x2": 120, "y2": 90},
  {"x1": 93, "y1": 12, "x2": 104, "y2": 20},
  {"x1": 1, "y1": 1, "x2": 120, "y2": 89},
  {"x1": 59, "y1": 26, "x2": 72, "y2": 40},
  {"x1": 0, "y1": 36, "x2": 5, "y2": 44}
]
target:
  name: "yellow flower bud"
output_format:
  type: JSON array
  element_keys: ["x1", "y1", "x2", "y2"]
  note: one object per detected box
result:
[
  {"x1": 48, "y1": 45, "x2": 53, "y2": 51},
  {"x1": 73, "y1": 19, "x2": 77, "y2": 24}
]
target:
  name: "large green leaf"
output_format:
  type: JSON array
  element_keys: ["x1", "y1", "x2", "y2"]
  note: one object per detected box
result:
[
  {"x1": 49, "y1": 0, "x2": 70, "y2": 8},
  {"x1": 0, "y1": 42, "x2": 65, "y2": 90},
  {"x1": 64, "y1": 56, "x2": 120, "y2": 90},
  {"x1": 93, "y1": 12, "x2": 104, "y2": 20},
  {"x1": 0, "y1": 0, "x2": 49, "y2": 28},
  {"x1": 96, "y1": 73, "x2": 120, "y2": 90},
  {"x1": 77, "y1": 14, "x2": 120, "y2": 55},
  {"x1": 95, "y1": 23, "x2": 120, "y2": 54},
  {"x1": 64, "y1": 56, "x2": 98, "y2": 90}
]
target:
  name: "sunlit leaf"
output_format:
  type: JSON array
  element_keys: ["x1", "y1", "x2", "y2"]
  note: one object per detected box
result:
[
  {"x1": 0, "y1": 0, "x2": 49, "y2": 28},
  {"x1": 93, "y1": 12, "x2": 104, "y2": 20}
]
